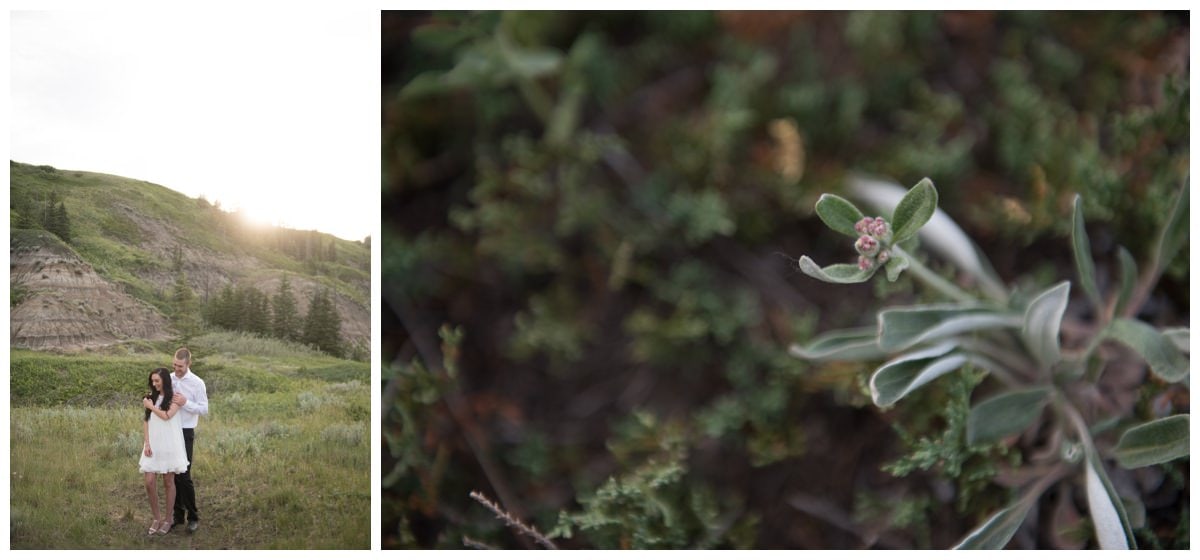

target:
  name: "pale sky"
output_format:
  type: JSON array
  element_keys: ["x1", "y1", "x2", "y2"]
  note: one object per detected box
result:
[{"x1": 9, "y1": 9, "x2": 379, "y2": 241}]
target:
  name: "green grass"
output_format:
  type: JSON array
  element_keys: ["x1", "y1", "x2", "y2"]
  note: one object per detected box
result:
[
  {"x1": 9, "y1": 344, "x2": 370, "y2": 549},
  {"x1": 8, "y1": 161, "x2": 371, "y2": 315}
]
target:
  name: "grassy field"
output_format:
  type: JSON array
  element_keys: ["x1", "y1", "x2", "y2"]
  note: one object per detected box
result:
[{"x1": 9, "y1": 337, "x2": 370, "y2": 549}]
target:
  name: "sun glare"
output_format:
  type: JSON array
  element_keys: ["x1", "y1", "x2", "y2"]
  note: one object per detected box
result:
[{"x1": 234, "y1": 205, "x2": 278, "y2": 231}]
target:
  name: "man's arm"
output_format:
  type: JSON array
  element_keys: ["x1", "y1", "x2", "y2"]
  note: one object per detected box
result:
[{"x1": 180, "y1": 378, "x2": 209, "y2": 417}]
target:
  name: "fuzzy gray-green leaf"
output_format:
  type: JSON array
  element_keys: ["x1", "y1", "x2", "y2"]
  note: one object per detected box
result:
[
  {"x1": 1085, "y1": 449, "x2": 1135, "y2": 549},
  {"x1": 789, "y1": 326, "x2": 886, "y2": 361},
  {"x1": 1022, "y1": 281, "x2": 1071, "y2": 369},
  {"x1": 815, "y1": 194, "x2": 865, "y2": 237},
  {"x1": 954, "y1": 498, "x2": 1037, "y2": 549},
  {"x1": 798, "y1": 256, "x2": 874, "y2": 284},
  {"x1": 495, "y1": 32, "x2": 563, "y2": 78},
  {"x1": 890, "y1": 177, "x2": 938, "y2": 243},
  {"x1": 1113, "y1": 414, "x2": 1189, "y2": 469},
  {"x1": 884, "y1": 251, "x2": 909, "y2": 282},
  {"x1": 870, "y1": 342, "x2": 963, "y2": 407},
  {"x1": 1106, "y1": 318, "x2": 1189, "y2": 383},
  {"x1": 1162, "y1": 328, "x2": 1189, "y2": 353},
  {"x1": 1152, "y1": 182, "x2": 1188, "y2": 276},
  {"x1": 878, "y1": 305, "x2": 1021, "y2": 352},
  {"x1": 966, "y1": 388, "x2": 1050, "y2": 446},
  {"x1": 1071, "y1": 195, "x2": 1102, "y2": 311},
  {"x1": 1114, "y1": 246, "x2": 1138, "y2": 317}
]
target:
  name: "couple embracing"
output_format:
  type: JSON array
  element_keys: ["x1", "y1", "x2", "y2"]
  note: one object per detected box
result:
[{"x1": 138, "y1": 347, "x2": 209, "y2": 536}]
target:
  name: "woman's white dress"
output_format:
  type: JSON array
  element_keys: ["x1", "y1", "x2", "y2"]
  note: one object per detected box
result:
[{"x1": 138, "y1": 396, "x2": 190, "y2": 474}]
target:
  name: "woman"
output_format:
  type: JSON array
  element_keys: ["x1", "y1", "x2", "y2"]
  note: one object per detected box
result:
[{"x1": 139, "y1": 367, "x2": 189, "y2": 535}]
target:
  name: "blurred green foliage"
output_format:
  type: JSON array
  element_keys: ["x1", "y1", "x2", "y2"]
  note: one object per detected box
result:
[{"x1": 383, "y1": 11, "x2": 1187, "y2": 549}]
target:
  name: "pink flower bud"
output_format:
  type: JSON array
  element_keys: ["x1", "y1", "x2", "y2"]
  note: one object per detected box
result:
[
  {"x1": 870, "y1": 217, "x2": 889, "y2": 238},
  {"x1": 877, "y1": 250, "x2": 890, "y2": 264},
  {"x1": 858, "y1": 256, "x2": 873, "y2": 271},
  {"x1": 855, "y1": 235, "x2": 879, "y2": 257},
  {"x1": 855, "y1": 217, "x2": 873, "y2": 235}
]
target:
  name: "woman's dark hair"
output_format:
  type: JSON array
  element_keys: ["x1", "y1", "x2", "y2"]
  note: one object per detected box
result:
[{"x1": 144, "y1": 367, "x2": 174, "y2": 421}]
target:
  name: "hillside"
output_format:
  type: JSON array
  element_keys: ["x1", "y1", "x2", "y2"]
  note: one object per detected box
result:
[{"x1": 9, "y1": 161, "x2": 370, "y2": 353}]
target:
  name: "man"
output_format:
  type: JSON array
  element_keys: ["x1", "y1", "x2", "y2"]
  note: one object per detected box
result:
[{"x1": 169, "y1": 347, "x2": 209, "y2": 533}]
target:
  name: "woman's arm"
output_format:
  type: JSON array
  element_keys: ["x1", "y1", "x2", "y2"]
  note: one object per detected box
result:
[
  {"x1": 143, "y1": 418, "x2": 152, "y2": 456},
  {"x1": 151, "y1": 403, "x2": 181, "y2": 420}
]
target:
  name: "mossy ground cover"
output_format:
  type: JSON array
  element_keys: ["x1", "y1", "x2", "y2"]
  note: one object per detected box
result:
[{"x1": 383, "y1": 12, "x2": 1187, "y2": 549}]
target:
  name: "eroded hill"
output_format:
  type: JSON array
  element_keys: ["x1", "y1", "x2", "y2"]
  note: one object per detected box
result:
[{"x1": 9, "y1": 162, "x2": 370, "y2": 353}]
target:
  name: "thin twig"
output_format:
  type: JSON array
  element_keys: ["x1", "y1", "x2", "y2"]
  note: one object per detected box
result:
[
  {"x1": 462, "y1": 536, "x2": 496, "y2": 550},
  {"x1": 469, "y1": 490, "x2": 559, "y2": 550},
  {"x1": 384, "y1": 288, "x2": 531, "y2": 541}
]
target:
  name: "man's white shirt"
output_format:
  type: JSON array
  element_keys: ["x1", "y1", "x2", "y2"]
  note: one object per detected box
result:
[{"x1": 172, "y1": 369, "x2": 209, "y2": 429}]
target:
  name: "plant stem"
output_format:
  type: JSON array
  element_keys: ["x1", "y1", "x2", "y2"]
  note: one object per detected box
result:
[
  {"x1": 892, "y1": 246, "x2": 978, "y2": 305},
  {"x1": 1053, "y1": 392, "x2": 1096, "y2": 451}
]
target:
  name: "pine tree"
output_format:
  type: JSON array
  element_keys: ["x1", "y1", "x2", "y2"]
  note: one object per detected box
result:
[
  {"x1": 244, "y1": 287, "x2": 271, "y2": 336},
  {"x1": 271, "y1": 276, "x2": 301, "y2": 342},
  {"x1": 302, "y1": 288, "x2": 343, "y2": 357},
  {"x1": 40, "y1": 192, "x2": 72, "y2": 242},
  {"x1": 206, "y1": 284, "x2": 237, "y2": 330},
  {"x1": 55, "y1": 202, "x2": 72, "y2": 243},
  {"x1": 171, "y1": 271, "x2": 200, "y2": 341}
]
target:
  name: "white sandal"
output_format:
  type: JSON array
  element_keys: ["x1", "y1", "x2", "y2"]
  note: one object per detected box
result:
[{"x1": 149, "y1": 520, "x2": 161, "y2": 535}]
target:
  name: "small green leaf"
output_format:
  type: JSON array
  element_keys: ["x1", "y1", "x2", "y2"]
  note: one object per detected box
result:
[
  {"x1": 1113, "y1": 246, "x2": 1138, "y2": 317},
  {"x1": 1084, "y1": 450, "x2": 1135, "y2": 549},
  {"x1": 870, "y1": 342, "x2": 963, "y2": 407},
  {"x1": 890, "y1": 177, "x2": 938, "y2": 243},
  {"x1": 966, "y1": 388, "x2": 1050, "y2": 445},
  {"x1": 1152, "y1": 182, "x2": 1188, "y2": 277},
  {"x1": 954, "y1": 498, "x2": 1037, "y2": 549},
  {"x1": 884, "y1": 251, "x2": 909, "y2": 282},
  {"x1": 1071, "y1": 195, "x2": 1102, "y2": 311},
  {"x1": 1162, "y1": 327, "x2": 1189, "y2": 353},
  {"x1": 545, "y1": 83, "x2": 585, "y2": 147},
  {"x1": 399, "y1": 71, "x2": 455, "y2": 98},
  {"x1": 798, "y1": 256, "x2": 874, "y2": 284},
  {"x1": 495, "y1": 32, "x2": 563, "y2": 78},
  {"x1": 1106, "y1": 318, "x2": 1189, "y2": 383},
  {"x1": 814, "y1": 194, "x2": 865, "y2": 238},
  {"x1": 1022, "y1": 281, "x2": 1071, "y2": 369},
  {"x1": 789, "y1": 326, "x2": 886, "y2": 361},
  {"x1": 878, "y1": 304, "x2": 1021, "y2": 352},
  {"x1": 1113, "y1": 414, "x2": 1189, "y2": 469}
]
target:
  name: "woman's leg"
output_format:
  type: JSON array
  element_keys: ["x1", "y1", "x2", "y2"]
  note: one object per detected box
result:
[
  {"x1": 164, "y1": 473, "x2": 176, "y2": 522},
  {"x1": 144, "y1": 472, "x2": 160, "y2": 524}
]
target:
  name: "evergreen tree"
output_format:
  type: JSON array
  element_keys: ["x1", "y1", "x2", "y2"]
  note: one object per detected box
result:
[
  {"x1": 41, "y1": 191, "x2": 59, "y2": 228},
  {"x1": 40, "y1": 192, "x2": 73, "y2": 242},
  {"x1": 55, "y1": 202, "x2": 72, "y2": 243},
  {"x1": 244, "y1": 287, "x2": 271, "y2": 336},
  {"x1": 302, "y1": 288, "x2": 343, "y2": 357},
  {"x1": 271, "y1": 276, "x2": 301, "y2": 342},
  {"x1": 208, "y1": 284, "x2": 237, "y2": 330},
  {"x1": 172, "y1": 271, "x2": 200, "y2": 341}
]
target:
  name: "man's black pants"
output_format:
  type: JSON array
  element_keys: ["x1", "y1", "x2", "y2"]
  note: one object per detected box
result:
[{"x1": 173, "y1": 428, "x2": 199, "y2": 524}]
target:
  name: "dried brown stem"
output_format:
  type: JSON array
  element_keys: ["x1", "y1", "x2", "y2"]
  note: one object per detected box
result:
[
  {"x1": 462, "y1": 536, "x2": 496, "y2": 550},
  {"x1": 469, "y1": 490, "x2": 558, "y2": 550}
]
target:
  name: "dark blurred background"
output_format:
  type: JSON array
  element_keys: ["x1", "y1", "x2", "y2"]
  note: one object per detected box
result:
[{"x1": 382, "y1": 11, "x2": 1188, "y2": 549}]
